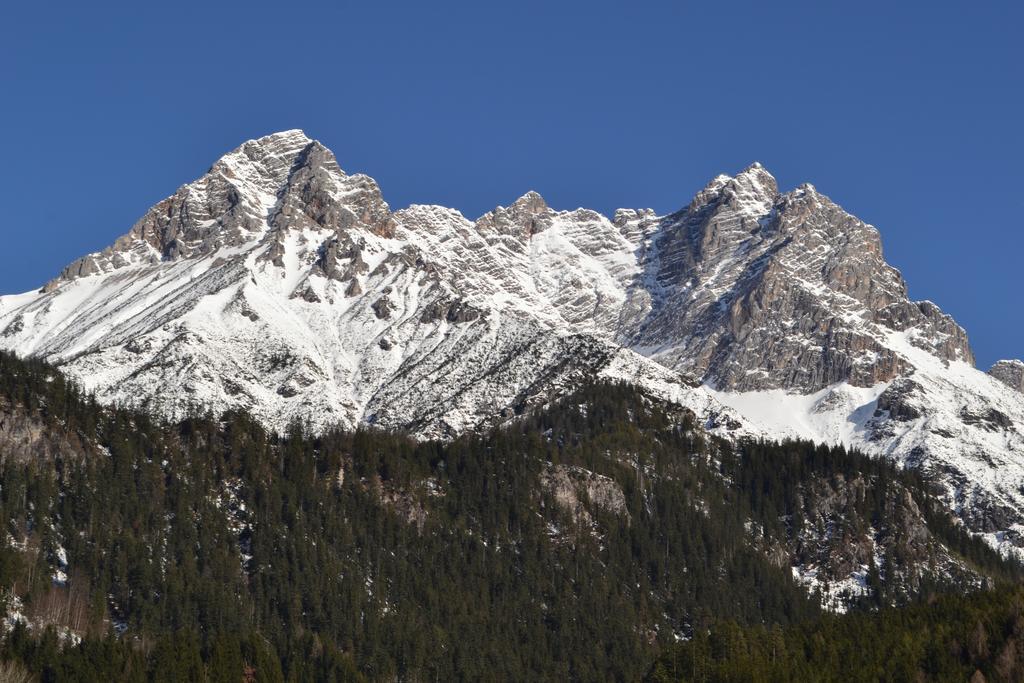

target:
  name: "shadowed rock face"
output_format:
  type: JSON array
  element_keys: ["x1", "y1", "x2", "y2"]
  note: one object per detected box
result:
[
  {"x1": 268, "y1": 140, "x2": 395, "y2": 238},
  {"x1": 989, "y1": 360, "x2": 1024, "y2": 393},
  {"x1": 44, "y1": 131, "x2": 395, "y2": 291},
  {"x1": 624, "y1": 164, "x2": 973, "y2": 392}
]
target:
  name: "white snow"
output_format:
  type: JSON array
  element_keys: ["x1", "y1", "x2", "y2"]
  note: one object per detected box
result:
[{"x1": 707, "y1": 382, "x2": 888, "y2": 448}]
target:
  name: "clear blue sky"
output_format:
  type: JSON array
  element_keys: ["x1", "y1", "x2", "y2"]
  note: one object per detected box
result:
[{"x1": 1, "y1": 1, "x2": 1021, "y2": 367}]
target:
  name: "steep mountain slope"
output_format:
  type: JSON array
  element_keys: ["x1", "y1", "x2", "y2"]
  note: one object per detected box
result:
[
  {"x1": 1, "y1": 130, "x2": 1022, "y2": 554},
  {"x1": 0, "y1": 131, "x2": 727, "y2": 440}
]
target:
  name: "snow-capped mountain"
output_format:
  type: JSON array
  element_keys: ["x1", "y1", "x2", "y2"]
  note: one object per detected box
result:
[
  {"x1": 0, "y1": 130, "x2": 728, "y2": 439},
  {"x1": 2, "y1": 129, "x2": 1023, "y2": 552}
]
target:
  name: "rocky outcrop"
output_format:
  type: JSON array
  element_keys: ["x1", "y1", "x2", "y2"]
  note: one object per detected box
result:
[
  {"x1": 778, "y1": 473, "x2": 986, "y2": 611},
  {"x1": 0, "y1": 398, "x2": 88, "y2": 464},
  {"x1": 45, "y1": 131, "x2": 311, "y2": 289},
  {"x1": 628, "y1": 165, "x2": 973, "y2": 393},
  {"x1": 43, "y1": 130, "x2": 395, "y2": 292},
  {"x1": 875, "y1": 379, "x2": 924, "y2": 422},
  {"x1": 540, "y1": 464, "x2": 629, "y2": 528},
  {"x1": 989, "y1": 360, "x2": 1024, "y2": 393},
  {"x1": 475, "y1": 191, "x2": 551, "y2": 238}
]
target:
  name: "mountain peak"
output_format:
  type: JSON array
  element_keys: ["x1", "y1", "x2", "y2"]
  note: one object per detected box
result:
[
  {"x1": 217, "y1": 129, "x2": 323, "y2": 177},
  {"x1": 685, "y1": 163, "x2": 778, "y2": 216},
  {"x1": 253, "y1": 128, "x2": 312, "y2": 145},
  {"x1": 42, "y1": 129, "x2": 376, "y2": 289},
  {"x1": 474, "y1": 191, "x2": 550, "y2": 237},
  {"x1": 731, "y1": 161, "x2": 779, "y2": 198},
  {"x1": 234, "y1": 129, "x2": 316, "y2": 158},
  {"x1": 739, "y1": 160, "x2": 768, "y2": 175},
  {"x1": 511, "y1": 190, "x2": 547, "y2": 211}
]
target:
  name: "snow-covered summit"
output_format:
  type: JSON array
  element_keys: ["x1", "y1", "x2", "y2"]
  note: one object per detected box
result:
[{"x1": 1, "y1": 132, "x2": 1023, "y2": 553}]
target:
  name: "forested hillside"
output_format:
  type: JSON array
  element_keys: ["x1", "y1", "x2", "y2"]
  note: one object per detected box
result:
[
  {"x1": 646, "y1": 586, "x2": 1024, "y2": 682},
  {"x1": 0, "y1": 351, "x2": 1018, "y2": 681}
]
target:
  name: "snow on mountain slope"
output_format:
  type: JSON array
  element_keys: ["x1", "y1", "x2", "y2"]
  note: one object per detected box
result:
[
  {"x1": 1, "y1": 129, "x2": 1023, "y2": 553},
  {"x1": 710, "y1": 351, "x2": 1024, "y2": 552},
  {"x1": 0, "y1": 131, "x2": 736, "y2": 440}
]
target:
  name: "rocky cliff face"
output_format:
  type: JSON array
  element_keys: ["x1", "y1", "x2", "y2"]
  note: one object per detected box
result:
[
  {"x1": 778, "y1": 473, "x2": 988, "y2": 611},
  {"x1": 1, "y1": 130, "x2": 1022, "y2": 555},
  {"x1": 625, "y1": 164, "x2": 972, "y2": 392},
  {"x1": 0, "y1": 396, "x2": 86, "y2": 465},
  {"x1": 990, "y1": 360, "x2": 1024, "y2": 393}
]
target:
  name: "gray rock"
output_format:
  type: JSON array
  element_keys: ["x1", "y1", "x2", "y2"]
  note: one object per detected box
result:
[
  {"x1": 371, "y1": 296, "x2": 393, "y2": 320},
  {"x1": 989, "y1": 359, "x2": 1024, "y2": 392},
  {"x1": 875, "y1": 379, "x2": 923, "y2": 422},
  {"x1": 625, "y1": 165, "x2": 973, "y2": 393}
]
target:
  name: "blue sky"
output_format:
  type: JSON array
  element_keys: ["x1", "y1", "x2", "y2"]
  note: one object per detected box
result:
[{"x1": 1, "y1": 1, "x2": 1021, "y2": 367}]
